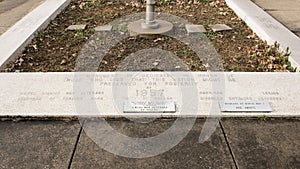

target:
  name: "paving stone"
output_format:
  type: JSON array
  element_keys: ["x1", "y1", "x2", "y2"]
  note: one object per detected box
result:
[
  {"x1": 0, "y1": 121, "x2": 81, "y2": 169},
  {"x1": 185, "y1": 24, "x2": 207, "y2": 33},
  {"x1": 268, "y1": 11, "x2": 300, "y2": 33},
  {"x1": 0, "y1": 0, "x2": 45, "y2": 35},
  {"x1": 0, "y1": 26, "x2": 7, "y2": 34},
  {"x1": 209, "y1": 24, "x2": 232, "y2": 32},
  {"x1": 71, "y1": 119, "x2": 234, "y2": 168},
  {"x1": 66, "y1": 24, "x2": 87, "y2": 30},
  {"x1": 0, "y1": 0, "x2": 27, "y2": 14},
  {"x1": 94, "y1": 25, "x2": 112, "y2": 32},
  {"x1": 221, "y1": 119, "x2": 300, "y2": 169},
  {"x1": 252, "y1": 0, "x2": 300, "y2": 11}
]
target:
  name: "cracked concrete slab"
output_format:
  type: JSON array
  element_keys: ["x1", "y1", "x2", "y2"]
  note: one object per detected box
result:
[
  {"x1": 221, "y1": 119, "x2": 300, "y2": 169},
  {"x1": 0, "y1": 121, "x2": 81, "y2": 169},
  {"x1": 70, "y1": 119, "x2": 235, "y2": 168}
]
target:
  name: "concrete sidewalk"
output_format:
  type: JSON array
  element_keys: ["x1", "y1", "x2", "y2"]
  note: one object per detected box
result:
[
  {"x1": 253, "y1": 0, "x2": 300, "y2": 37},
  {"x1": 0, "y1": 0, "x2": 45, "y2": 35},
  {"x1": 0, "y1": 119, "x2": 299, "y2": 168}
]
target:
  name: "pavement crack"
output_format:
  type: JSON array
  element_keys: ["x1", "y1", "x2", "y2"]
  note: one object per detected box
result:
[
  {"x1": 68, "y1": 120, "x2": 84, "y2": 169},
  {"x1": 219, "y1": 121, "x2": 239, "y2": 169}
]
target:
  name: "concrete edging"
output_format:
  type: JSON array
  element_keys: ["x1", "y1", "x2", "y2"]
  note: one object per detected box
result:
[
  {"x1": 225, "y1": 0, "x2": 300, "y2": 70},
  {"x1": 0, "y1": 0, "x2": 71, "y2": 69},
  {"x1": 1, "y1": 72, "x2": 300, "y2": 117}
]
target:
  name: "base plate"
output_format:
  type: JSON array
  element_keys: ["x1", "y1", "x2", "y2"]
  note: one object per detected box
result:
[{"x1": 128, "y1": 19, "x2": 173, "y2": 35}]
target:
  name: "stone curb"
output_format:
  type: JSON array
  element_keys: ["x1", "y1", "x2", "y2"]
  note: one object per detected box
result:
[
  {"x1": 0, "y1": 0, "x2": 71, "y2": 69},
  {"x1": 225, "y1": 0, "x2": 300, "y2": 70}
]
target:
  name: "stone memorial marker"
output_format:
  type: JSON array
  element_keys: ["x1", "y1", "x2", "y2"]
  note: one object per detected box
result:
[{"x1": 0, "y1": 72, "x2": 299, "y2": 117}]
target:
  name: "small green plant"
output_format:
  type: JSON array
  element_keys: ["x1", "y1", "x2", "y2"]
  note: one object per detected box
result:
[
  {"x1": 157, "y1": 0, "x2": 171, "y2": 6},
  {"x1": 83, "y1": 2, "x2": 94, "y2": 10},
  {"x1": 248, "y1": 41, "x2": 295, "y2": 72},
  {"x1": 74, "y1": 30, "x2": 86, "y2": 39},
  {"x1": 258, "y1": 115, "x2": 268, "y2": 122},
  {"x1": 205, "y1": 32, "x2": 217, "y2": 40},
  {"x1": 51, "y1": 20, "x2": 58, "y2": 26},
  {"x1": 36, "y1": 32, "x2": 46, "y2": 39},
  {"x1": 197, "y1": 0, "x2": 207, "y2": 4}
]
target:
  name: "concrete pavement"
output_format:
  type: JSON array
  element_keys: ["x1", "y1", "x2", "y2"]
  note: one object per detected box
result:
[
  {"x1": 0, "y1": 0, "x2": 45, "y2": 35},
  {"x1": 0, "y1": 119, "x2": 299, "y2": 168},
  {"x1": 0, "y1": 121, "x2": 80, "y2": 169},
  {"x1": 253, "y1": 0, "x2": 300, "y2": 37}
]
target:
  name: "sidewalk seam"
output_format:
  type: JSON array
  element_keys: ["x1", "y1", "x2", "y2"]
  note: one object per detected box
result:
[
  {"x1": 219, "y1": 121, "x2": 239, "y2": 169},
  {"x1": 68, "y1": 121, "x2": 84, "y2": 169}
]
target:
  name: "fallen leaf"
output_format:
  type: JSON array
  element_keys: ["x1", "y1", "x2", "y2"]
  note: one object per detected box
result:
[{"x1": 61, "y1": 59, "x2": 67, "y2": 65}]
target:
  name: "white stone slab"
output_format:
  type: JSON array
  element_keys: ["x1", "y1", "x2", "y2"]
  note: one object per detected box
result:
[
  {"x1": 185, "y1": 24, "x2": 207, "y2": 33},
  {"x1": 225, "y1": 0, "x2": 300, "y2": 69},
  {"x1": 209, "y1": 24, "x2": 232, "y2": 32},
  {"x1": 0, "y1": 0, "x2": 71, "y2": 69},
  {"x1": 0, "y1": 72, "x2": 300, "y2": 117},
  {"x1": 94, "y1": 25, "x2": 113, "y2": 32},
  {"x1": 66, "y1": 24, "x2": 86, "y2": 30}
]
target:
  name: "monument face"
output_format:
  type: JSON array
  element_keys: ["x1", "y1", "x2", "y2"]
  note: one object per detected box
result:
[{"x1": 0, "y1": 72, "x2": 299, "y2": 117}]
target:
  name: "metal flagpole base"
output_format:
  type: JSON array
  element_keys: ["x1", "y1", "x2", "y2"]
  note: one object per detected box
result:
[{"x1": 128, "y1": 19, "x2": 173, "y2": 36}]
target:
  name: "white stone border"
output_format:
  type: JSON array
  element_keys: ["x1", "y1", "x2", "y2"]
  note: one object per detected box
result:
[
  {"x1": 0, "y1": 0, "x2": 71, "y2": 69},
  {"x1": 1, "y1": 72, "x2": 300, "y2": 118},
  {"x1": 225, "y1": 0, "x2": 300, "y2": 70}
]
